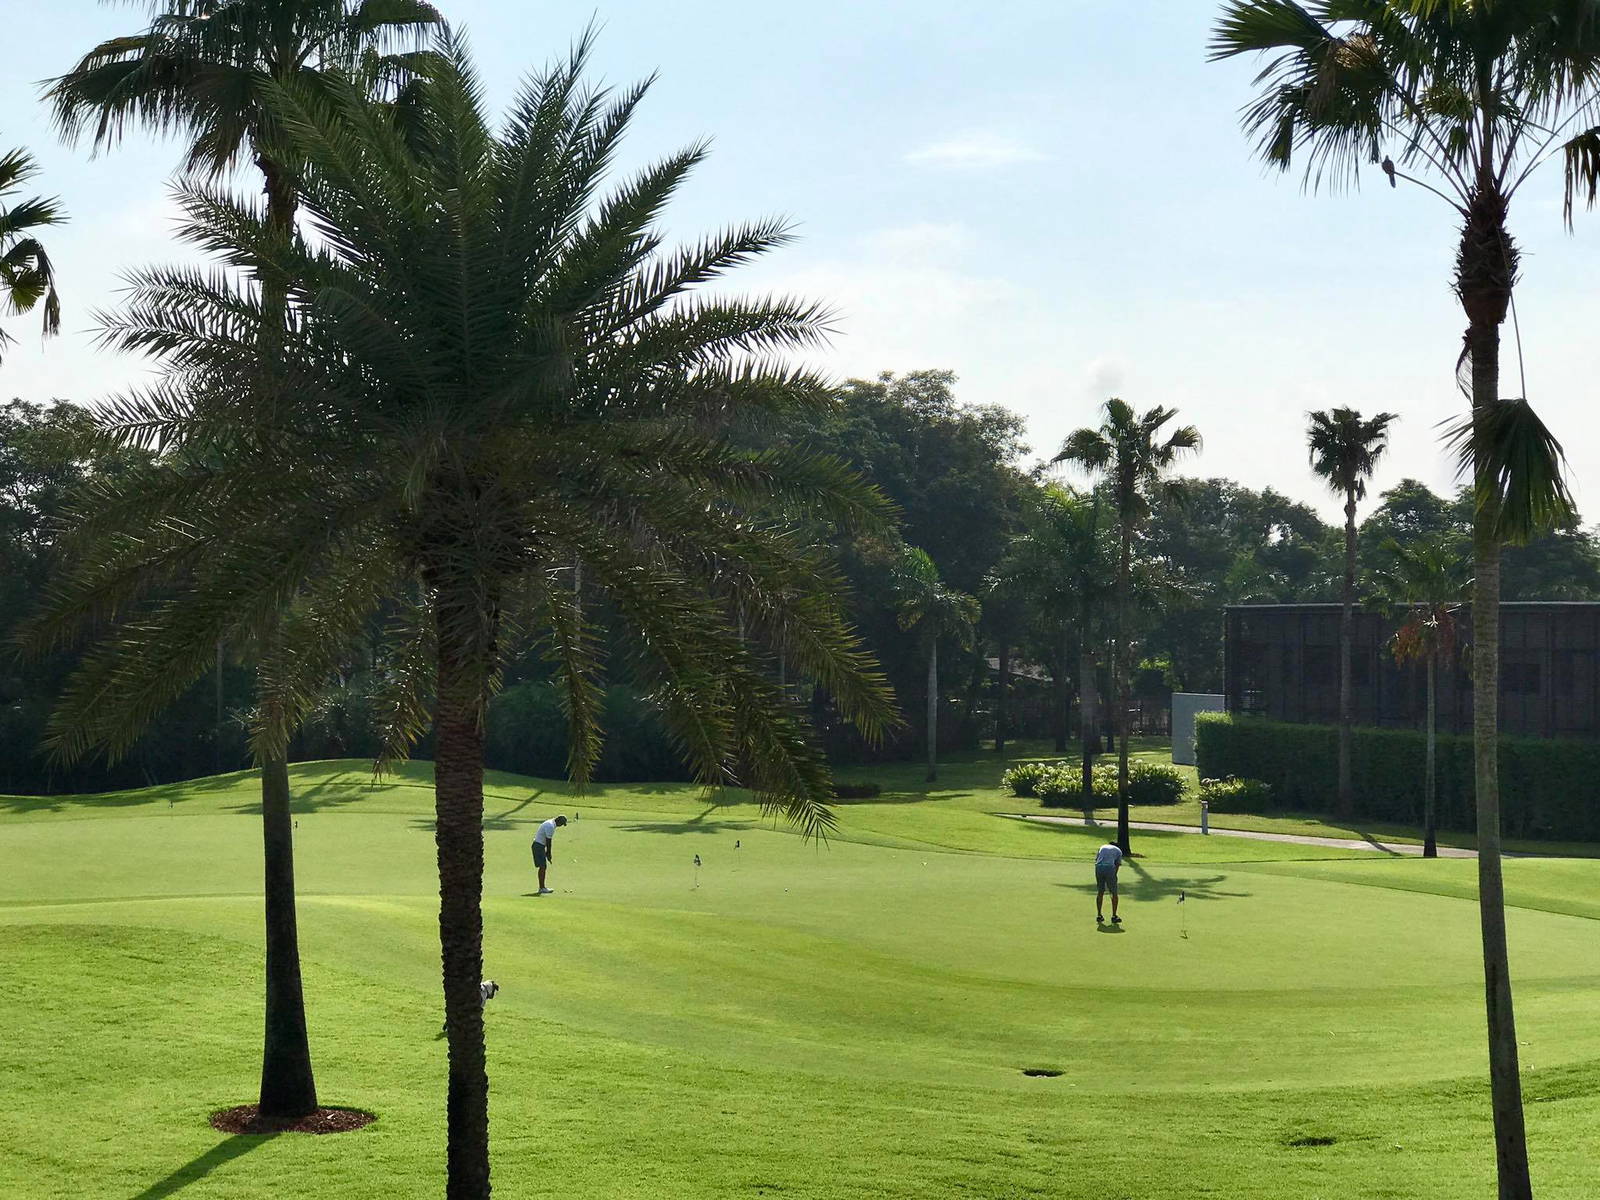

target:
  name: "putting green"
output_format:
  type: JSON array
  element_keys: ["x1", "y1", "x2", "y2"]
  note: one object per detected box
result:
[{"x1": 3, "y1": 761, "x2": 1599, "y2": 1198}]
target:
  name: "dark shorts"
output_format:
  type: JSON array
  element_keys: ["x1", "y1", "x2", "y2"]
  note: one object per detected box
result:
[
  {"x1": 1095, "y1": 866, "x2": 1118, "y2": 894},
  {"x1": 532, "y1": 842, "x2": 549, "y2": 870}
]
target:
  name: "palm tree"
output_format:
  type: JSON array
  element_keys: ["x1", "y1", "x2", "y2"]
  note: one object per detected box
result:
[
  {"x1": 48, "y1": 0, "x2": 444, "y2": 1123},
  {"x1": 31, "y1": 40, "x2": 896, "y2": 1199},
  {"x1": 996, "y1": 484, "x2": 1113, "y2": 804},
  {"x1": 893, "y1": 546, "x2": 980, "y2": 782},
  {"x1": 1211, "y1": 6, "x2": 1594, "y2": 1191},
  {"x1": 0, "y1": 147, "x2": 63, "y2": 363},
  {"x1": 1370, "y1": 537, "x2": 1469, "y2": 858},
  {"x1": 1056, "y1": 400, "x2": 1199, "y2": 853},
  {"x1": 1307, "y1": 407, "x2": 1397, "y2": 818}
]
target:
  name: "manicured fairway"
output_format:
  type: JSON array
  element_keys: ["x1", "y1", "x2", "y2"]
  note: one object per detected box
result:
[{"x1": 3, "y1": 761, "x2": 1599, "y2": 1198}]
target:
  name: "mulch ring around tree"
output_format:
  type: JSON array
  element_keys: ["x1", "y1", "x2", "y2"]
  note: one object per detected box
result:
[{"x1": 210, "y1": 1105, "x2": 375, "y2": 1135}]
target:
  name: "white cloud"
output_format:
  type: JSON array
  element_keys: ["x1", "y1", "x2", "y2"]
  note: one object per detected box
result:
[{"x1": 903, "y1": 133, "x2": 1048, "y2": 170}]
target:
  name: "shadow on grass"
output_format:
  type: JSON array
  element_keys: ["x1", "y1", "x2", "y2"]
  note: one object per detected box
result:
[
  {"x1": 127, "y1": 1133, "x2": 273, "y2": 1200},
  {"x1": 1057, "y1": 861, "x2": 1251, "y2": 903},
  {"x1": 0, "y1": 771, "x2": 256, "y2": 816},
  {"x1": 615, "y1": 819, "x2": 753, "y2": 836}
]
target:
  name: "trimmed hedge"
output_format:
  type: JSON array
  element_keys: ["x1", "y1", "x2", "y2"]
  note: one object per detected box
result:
[{"x1": 1194, "y1": 713, "x2": 1600, "y2": 841}]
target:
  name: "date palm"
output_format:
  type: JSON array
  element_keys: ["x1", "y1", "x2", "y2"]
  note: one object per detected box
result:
[
  {"x1": 1056, "y1": 400, "x2": 1199, "y2": 853},
  {"x1": 893, "y1": 546, "x2": 980, "y2": 782},
  {"x1": 1307, "y1": 406, "x2": 1397, "y2": 817},
  {"x1": 1211, "y1": 6, "x2": 1594, "y2": 1191},
  {"x1": 0, "y1": 147, "x2": 63, "y2": 364},
  {"x1": 31, "y1": 39, "x2": 895, "y2": 1199},
  {"x1": 1370, "y1": 536, "x2": 1469, "y2": 858},
  {"x1": 48, "y1": 0, "x2": 443, "y2": 1122}
]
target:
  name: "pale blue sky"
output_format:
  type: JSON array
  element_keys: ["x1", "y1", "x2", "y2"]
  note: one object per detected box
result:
[{"x1": 5, "y1": 1, "x2": 1599, "y2": 521}]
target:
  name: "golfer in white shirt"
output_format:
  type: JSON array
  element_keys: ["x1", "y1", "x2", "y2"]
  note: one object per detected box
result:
[
  {"x1": 532, "y1": 815, "x2": 567, "y2": 896},
  {"x1": 1095, "y1": 842, "x2": 1123, "y2": 925}
]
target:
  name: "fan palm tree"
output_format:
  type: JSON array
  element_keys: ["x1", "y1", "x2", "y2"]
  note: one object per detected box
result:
[
  {"x1": 0, "y1": 147, "x2": 63, "y2": 364},
  {"x1": 995, "y1": 484, "x2": 1114, "y2": 803},
  {"x1": 1369, "y1": 536, "x2": 1469, "y2": 858},
  {"x1": 1056, "y1": 400, "x2": 1199, "y2": 852},
  {"x1": 1211, "y1": 6, "x2": 1594, "y2": 1191},
  {"x1": 1307, "y1": 406, "x2": 1397, "y2": 818},
  {"x1": 893, "y1": 546, "x2": 980, "y2": 782},
  {"x1": 29, "y1": 39, "x2": 896, "y2": 1199},
  {"x1": 47, "y1": 0, "x2": 444, "y2": 1122}
]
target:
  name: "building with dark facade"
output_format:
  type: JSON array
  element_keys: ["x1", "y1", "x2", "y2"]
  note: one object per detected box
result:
[{"x1": 1223, "y1": 602, "x2": 1600, "y2": 739}]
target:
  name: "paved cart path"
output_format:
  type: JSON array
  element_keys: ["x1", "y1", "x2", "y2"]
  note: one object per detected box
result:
[{"x1": 1002, "y1": 813, "x2": 1480, "y2": 857}]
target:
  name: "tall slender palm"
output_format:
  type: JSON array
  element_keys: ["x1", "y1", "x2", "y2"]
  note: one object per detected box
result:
[
  {"x1": 1307, "y1": 406, "x2": 1397, "y2": 818},
  {"x1": 0, "y1": 147, "x2": 63, "y2": 363},
  {"x1": 893, "y1": 546, "x2": 980, "y2": 782},
  {"x1": 1211, "y1": 7, "x2": 1593, "y2": 1192},
  {"x1": 30, "y1": 40, "x2": 896, "y2": 1199},
  {"x1": 1056, "y1": 400, "x2": 1199, "y2": 853},
  {"x1": 996, "y1": 484, "x2": 1114, "y2": 804},
  {"x1": 48, "y1": 0, "x2": 443, "y2": 1122},
  {"x1": 1370, "y1": 536, "x2": 1469, "y2": 858}
]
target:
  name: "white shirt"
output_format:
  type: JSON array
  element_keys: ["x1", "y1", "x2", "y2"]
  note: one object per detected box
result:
[
  {"x1": 1095, "y1": 843, "x2": 1122, "y2": 870},
  {"x1": 534, "y1": 819, "x2": 558, "y2": 847}
]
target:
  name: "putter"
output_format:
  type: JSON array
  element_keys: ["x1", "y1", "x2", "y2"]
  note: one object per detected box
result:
[
  {"x1": 693, "y1": 853, "x2": 701, "y2": 890},
  {"x1": 1178, "y1": 889, "x2": 1187, "y2": 939}
]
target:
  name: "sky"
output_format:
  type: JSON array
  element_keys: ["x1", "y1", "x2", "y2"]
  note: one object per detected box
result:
[{"x1": 4, "y1": 0, "x2": 1600, "y2": 524}]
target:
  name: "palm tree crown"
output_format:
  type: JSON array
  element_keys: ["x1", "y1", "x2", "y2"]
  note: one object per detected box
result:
[
  {"x1": 48, "y1": 1, "x2": 445, "y2": 174},
  {"x1": 1307, "y1": 407, "x2": 1396, "y2": 505},
  {"x1": 1056, "y1": 399, "x2": 1201, "y2": 519},
  {"x1": 893, "y1": 546, "x2": 980, "y2": 647},
  {"x1": 0, "y1": 148, "x2": 64, "y2": 362}
]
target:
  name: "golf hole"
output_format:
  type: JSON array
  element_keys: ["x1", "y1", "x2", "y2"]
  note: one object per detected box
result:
[
  {"x1": 1284, "y1": 1134, "x2": 1337, "y2": 1148},
  {"x1": 1021, "y1": 1068, "x2": 1064, "y2": 1078}
]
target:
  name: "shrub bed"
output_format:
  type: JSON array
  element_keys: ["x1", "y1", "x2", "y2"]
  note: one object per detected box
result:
[{"x1": 1194, "y1": 713, "x2": 1600, "y2": 841}]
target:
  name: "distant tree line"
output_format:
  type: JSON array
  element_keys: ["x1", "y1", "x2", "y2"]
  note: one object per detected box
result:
[{"x1": 9, "y1": 379, "x2": 1600, "y2": 795}]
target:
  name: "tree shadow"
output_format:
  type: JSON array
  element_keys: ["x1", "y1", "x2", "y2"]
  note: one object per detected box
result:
[
  {"x1": 0, "y1": 771, "x2": 253, "y2": 816},
  {"x1": 1057, "y1": 862, "x2": 1250, "y2": 904},
  {"x1": 126, "y1": 1133, "x2": 273, "y2": 1200},
  {"x1": 615, "y1": 819, "x2": 752, "y2": 836}
]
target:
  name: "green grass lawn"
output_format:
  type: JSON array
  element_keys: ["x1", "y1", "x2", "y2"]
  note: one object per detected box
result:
[{"x1": 4, "y1": 759, "x2": 1599, "y2": 1197}]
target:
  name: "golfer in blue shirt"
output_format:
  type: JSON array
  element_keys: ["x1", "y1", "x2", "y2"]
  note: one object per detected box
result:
[{"x1": 1095, "y1": 842, "x2": 1123, "y2": 925}]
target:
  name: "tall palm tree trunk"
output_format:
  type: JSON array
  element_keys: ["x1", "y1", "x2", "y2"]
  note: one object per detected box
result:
[
  {"x1": 925, "y1": 639, "x2": 939, "y2": 782},
  {"x1": 1424, "y1": 656, "x2": 1438, "y2": 860},
  {"x1": 253, "y1": 161, "x2": 318, "y2": 1119},
  {"x1": 433, "y1": 595, "x2": 493, "y2": 1200},
  {"x1": 1079, "y1": 645, "x2": 1098, "y2": 809},
  {"x1": 258, "y1": 751, "x2": 316, "y2": 1117},
  {"x1": 1338, "y1": 493, "x2": 1356, "y2": 816},
  {"x1": 995, "y1": 638, "x2": 1010, "y2": 757},
  {"x1": 1054, "y1": 625, "x2": 1071, "y2": 753},
  {"x1": 1468, "y1": 316, "x2": 1531, "y2": 1200},
  {"x1": 1115, "y1": 522, "x2": 1132, "y2": 855}
]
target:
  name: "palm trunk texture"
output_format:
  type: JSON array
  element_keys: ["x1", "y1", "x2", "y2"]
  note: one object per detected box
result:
[
  {"x1": 1079, "y1": 646, "x2": 1098, "y2": 809},
  {"x1": 1425, "y1": 657, "x2": 1438, "y2": 860},
  {"x1": 1337, "y1": 494, "x2": 1356, "y2": 817},
  {"x1": 925, "y1": 640, "x2": 939, "y2": 783},
  {"x1": 258, "y1": 753, "x2": 317, "y2": 1118},
  {"x1": 1115, "y1": 523, "x2": 1132, "y2": 855},
  {"x1": 435, "y1": 607, "x2": 493, "y2": 1200},
  {"x1": 1468, "y1": 314, "x2": 1531, "y2": 1200},
  {"x1": 995, "y1": 639, "x2": 1010, "y2": 756}
]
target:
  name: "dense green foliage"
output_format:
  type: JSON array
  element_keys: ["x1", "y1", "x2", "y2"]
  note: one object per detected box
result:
[
  {"x1": 1196, "y1": 714, "x2": 1600, "y2": 841},
  {"x1": 1197, "y1": 774, "x2": 1274, "y2": 814}
]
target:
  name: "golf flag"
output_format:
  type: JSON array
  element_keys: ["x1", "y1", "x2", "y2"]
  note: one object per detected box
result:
[
  {"x1": 1178, "y1": 890, "x2": 1186, "y2": 904},
  {"x1": 694, "y1": 854, "x2": 702, "y2": 868}
]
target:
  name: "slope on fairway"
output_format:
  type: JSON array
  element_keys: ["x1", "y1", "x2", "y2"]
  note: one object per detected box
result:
[{"x1": 3, "y1": 761, "x2": 1600, "y2": 1199}]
